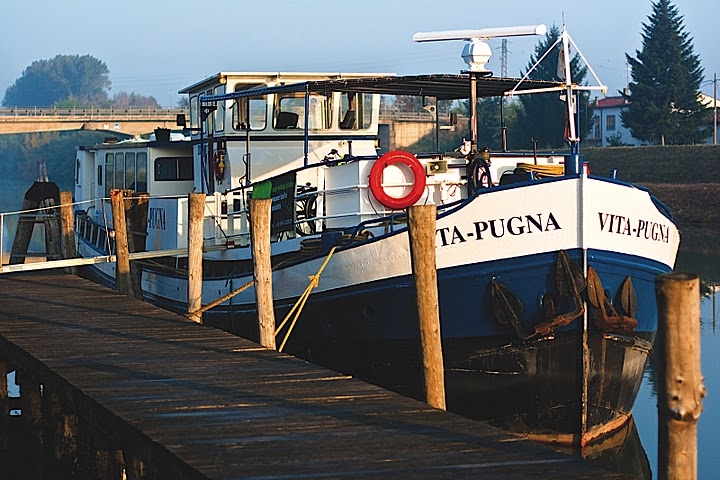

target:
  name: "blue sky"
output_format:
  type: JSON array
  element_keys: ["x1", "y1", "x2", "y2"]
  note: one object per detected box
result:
[{"x1": 2, "y1": 0, "x2": 718, "y2": 107}]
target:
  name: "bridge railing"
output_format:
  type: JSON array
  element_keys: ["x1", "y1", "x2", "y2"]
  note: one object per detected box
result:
[{"x1": 0, "y1": 106, "x2": 188, "y2": 118}]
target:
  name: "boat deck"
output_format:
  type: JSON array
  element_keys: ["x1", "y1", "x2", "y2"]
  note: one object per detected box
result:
[{"x1": 0, "y1": 272, "x2": 634, "y2": 478}]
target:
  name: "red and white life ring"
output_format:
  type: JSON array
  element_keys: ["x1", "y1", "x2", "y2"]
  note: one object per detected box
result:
[{"x1": 369, "y1": 150, "x2": 426, "y2": 210}]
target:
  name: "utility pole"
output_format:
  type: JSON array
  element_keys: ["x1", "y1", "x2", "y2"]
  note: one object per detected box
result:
[{"x1": 714, "y1": 72, "x2": 717, "y2": 145}]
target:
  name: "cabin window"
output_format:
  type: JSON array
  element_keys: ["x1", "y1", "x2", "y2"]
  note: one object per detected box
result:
[
  {"x1": 233, "y1": 84, "x2": 267, "y2": 131},
  {"x1": 275, "y1": 93, "x2": 332, "y2": 130},
  {"x1": 114, "y1": 152, "x2": 125, "y2": 190},
  {"x1": 214, "y1": 85, "x2": 225, "y2": 132},
  {"x1": 97, "y1": 165, "x2": 103, "y2": 188},
  {"x1": 204, "y1": 89, "x2": 214, "y2": 133},
  {"x1": 606, "y1": 114, "x2": 616, "y2": 131},
  {"x1": 189, "y1": 95, "x2": 199, "y2": 131},
  {"x1": 75, "y1": 159, "x2": 81, "y2": 185},
  {"x1": 340, "y1": 92, "x2": 373, "y2": 130},
  {"x1": 154, "y1": 157, "x2": 194, "y2": 181},
  {"x1": 104, "y1": 153, "x2": 114, "y2": 197},
  {"x1": 136, "y1": 153, "x2": 147, "y2": 192},
  {"x1": 124, "y1": 153, "x2": 136, "y2": 191}
]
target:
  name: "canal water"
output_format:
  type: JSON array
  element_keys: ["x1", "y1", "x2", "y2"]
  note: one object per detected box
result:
[
  {"x1": 626, "y1": 224, "x2": 720, "y2": 479},
  {"x1": 2, "y1": 223, "x2": 717, "y2": 478}
]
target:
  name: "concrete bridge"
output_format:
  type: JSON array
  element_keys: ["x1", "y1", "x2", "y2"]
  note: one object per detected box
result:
[{"x1": 0, "y1": 107, "x2": 188, "y2": 136}]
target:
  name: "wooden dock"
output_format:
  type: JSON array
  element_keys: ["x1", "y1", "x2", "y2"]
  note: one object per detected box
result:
[{"x1": 0, "y1": 272, "x2": 635, "y2": 479}]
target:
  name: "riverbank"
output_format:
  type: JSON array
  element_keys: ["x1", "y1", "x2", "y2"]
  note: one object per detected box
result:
[{"x1": 640, "y1": 183, "x2": 720, "y2": 226}]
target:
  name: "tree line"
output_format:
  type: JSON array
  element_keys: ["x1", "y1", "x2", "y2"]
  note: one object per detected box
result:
[{"x1": 2, "y1": 55, "x2": 161, "y2": 109}]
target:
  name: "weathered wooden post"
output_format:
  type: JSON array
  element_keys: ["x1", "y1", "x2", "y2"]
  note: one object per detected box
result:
[
  {"x1": 10, "y1": 181, "x2": 60, "y2": 265},
  {"x1": 407, "y1": 204, "x2": 446, "y2": 410},
  {"x1": 656, "y1": 273, "x2": 706, "y2": 480},
  {"x1": 250, "y1": 197, "x2": 276, "y2": 350},
  {"x1": 110, "y1": 189, "x2": 133, "y2": 296},
  {"x1": 0, "y1": 359, "x2": 8, "y2": 471},
  {"x1": 124, "y1": 192, "x2": 149, "y2": 299},
  {"x1": 186, "y1": 192, "x2": 206, "y2": 323},
  {"x1": 43, "y1": 389, "x2": 78, "y2": 477},
  {"x1": 60, "y1": 191, "x2": 77, "y2": 274}
]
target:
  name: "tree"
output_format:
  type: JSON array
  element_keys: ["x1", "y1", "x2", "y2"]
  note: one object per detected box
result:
[
  {"x1": 111, "y1": 91, "x2": 160, "y2": 109},
  {"x1": 622, "y1": 0, "x2": 706, "y2": 145},
  {"x1": 511, "y1": 25, "x2": 591, "y2": 150},
  {"x1": 2, "y1": 55, "x2": 111, "y2": 107}
]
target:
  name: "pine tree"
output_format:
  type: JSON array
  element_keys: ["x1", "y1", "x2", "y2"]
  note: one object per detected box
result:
[
  {"x1": 622, "y1": 0, "x2": 706, "y2": 145},
  {"x1": 511, "y1": 25, "x2": 590, "y2": 150}
]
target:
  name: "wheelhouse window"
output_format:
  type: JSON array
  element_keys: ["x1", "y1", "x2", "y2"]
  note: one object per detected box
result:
[
  {"x1": 275, "y1": 93, "x2": 332, "y2": 130},
  {"x1": 189, "y1": 95, "x2": 199, "y2": 131},
  {"x1": 340, "y1": 92, "x2": 373, "y2": 130},
  {"x1": 214, "y1": 85, "x2": 225, "y2": 132},
  {"x1": 155, "y1": 157, "x2": 194, "y2": 181},
  {"x1": 233, "y1": 84, "x2": 267, "y2": 131}
]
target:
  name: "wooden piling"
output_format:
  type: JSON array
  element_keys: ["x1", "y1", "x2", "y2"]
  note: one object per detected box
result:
[
  {"x1": 59, "y1": 191, "x2": 77, "y2": 275},
  {"x1": 110, "y1": 190, "x2": 133, "y2": 297},
  {"x1": 124, "y1": 192, "x2": 149, "y2": 299},
  {"x1": 656, "y1": 272, "x2": 706, "y2": 480},
  {"x1": 186, "y1": 192, "x2": 206, "y2": 323},
  {"x1": 250, "y1": 198, "x2": 276, "y2": 350},
  {"x1": 0, "y1": 359, "x2": 8, "y2": 471},
  {"x1": 407, "y1": 204, "x2": 446, "y2": 410},
  {"x1": 42, "y1": 196, "x2": 62, "y2": 261}
]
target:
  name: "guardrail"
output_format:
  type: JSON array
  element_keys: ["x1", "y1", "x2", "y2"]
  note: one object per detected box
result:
[{"x1": 0, "y1": 107, "x2": 188, "y2": 118}]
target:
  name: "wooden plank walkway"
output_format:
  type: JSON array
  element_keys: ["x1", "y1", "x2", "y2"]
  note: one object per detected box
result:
[{"x1": 0, "y1": 272, "x2": 634, "y2": 479}]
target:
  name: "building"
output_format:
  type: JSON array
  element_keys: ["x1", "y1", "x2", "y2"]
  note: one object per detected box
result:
[
  {"x1": 586, "y1": 93, "x2": 719, "y2": 147},
  {"x1": 586, "y1": 95, "x2": 643, "y2": 147}
]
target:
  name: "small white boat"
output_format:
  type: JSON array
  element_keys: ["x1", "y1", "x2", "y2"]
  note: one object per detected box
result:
[{"x1": 73, "y1": 25, "x2": 679, "y2": 445}]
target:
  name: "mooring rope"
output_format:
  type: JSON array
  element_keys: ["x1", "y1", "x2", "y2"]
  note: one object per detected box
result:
[{"x1": 276, "y1": 246, "x2": 337, "y2": 352}]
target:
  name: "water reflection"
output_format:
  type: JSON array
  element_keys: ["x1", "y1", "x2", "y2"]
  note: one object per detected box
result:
[
  {"x1": 554, "y1": 417, "x2": 651, "y2": 479},
  {"x1": 631, "y1": 225, "x2": 720, "y2": 479}
]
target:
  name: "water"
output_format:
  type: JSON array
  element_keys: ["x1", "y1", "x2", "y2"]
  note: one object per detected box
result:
[{"x1": 629, "y1": 225, "x2": 720, "y2": 479}]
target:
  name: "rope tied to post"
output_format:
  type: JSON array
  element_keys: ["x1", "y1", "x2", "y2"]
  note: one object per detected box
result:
[{"x1": 276, "y1": 246, "x2": 337, "y2": 352}]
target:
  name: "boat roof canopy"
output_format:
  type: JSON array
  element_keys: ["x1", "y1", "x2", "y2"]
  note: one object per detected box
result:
[{"x1": 200, "y1": 74, "x2": 563, "y2": 104}]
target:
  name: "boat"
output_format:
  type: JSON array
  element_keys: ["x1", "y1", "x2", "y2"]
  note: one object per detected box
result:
[{"x1": 72, "y1": 25, "x2": 680, "y2": 445}]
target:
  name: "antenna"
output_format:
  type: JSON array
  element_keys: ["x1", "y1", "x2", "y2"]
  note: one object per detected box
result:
[{"x1": 413, "y1": 25, "x2": 546, "y2": 73}]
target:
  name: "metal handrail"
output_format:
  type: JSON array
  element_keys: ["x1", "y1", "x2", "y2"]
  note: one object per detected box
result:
[{"x1": 0, "y1": 107, "x2": 188, "y2": 118}]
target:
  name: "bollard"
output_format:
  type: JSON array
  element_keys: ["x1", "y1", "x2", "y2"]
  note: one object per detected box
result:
[
  {"x1": 250, "y1": 198, "x2": 276, "y2": 350},
  {"x1": 187, "y1": 193, "x2": 206, "y2": 323},
  {"x1": 656, "y1": 273, "x2": 706, "y2": 480},
  {"x1": 110, "y1": 190, "x2": 133, "y2": 297},
  {"x1": 407, "y1": 204, "x2": 446, "y2": 410}
]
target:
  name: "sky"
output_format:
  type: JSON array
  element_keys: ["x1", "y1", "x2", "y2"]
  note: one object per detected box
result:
[{"x1": 2, "y1": 0, "x2": 718, "y2": 107}]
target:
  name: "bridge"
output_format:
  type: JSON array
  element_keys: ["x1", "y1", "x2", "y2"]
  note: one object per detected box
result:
[{"x1": 0, "y1": 106, "x2": 188, "y2": 136}]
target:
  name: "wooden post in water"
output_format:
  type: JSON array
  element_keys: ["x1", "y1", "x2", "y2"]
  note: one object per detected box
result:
[
  {"x1": 407, "y1": 204, "x2": 446, "y2": 410},
  {"x1": 656, "y1": 273, "x2": 706, "y2": 480},
  {"x1": 124, "y1": 191, "x2": 149, "y2": 299},
  {"x1": 60, "y1": 191, "x2": 77, "y2": 274},
  {"x1": 250, "y1": 198, "x2": 276, "y2": 350},
  {"x1": 0, "y1": 359, "x2": 8, "y2": 471},
  {"x1": 110, "y1": 189, "x2": 133, "y2": 297},
  {"x1": 187, "y1": 192, "x2": 206, "y2": 323}
]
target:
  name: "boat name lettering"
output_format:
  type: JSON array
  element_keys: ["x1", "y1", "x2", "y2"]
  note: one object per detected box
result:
[
  {"x1": 436, "y1": 212, "x2": 561, "y2": 246},
  {"x1": 148, "y1": 207, "x2": 166, "y2": 230},
  {"x1": 597, "y1": 212, "x2": 669, "y2": 243}
]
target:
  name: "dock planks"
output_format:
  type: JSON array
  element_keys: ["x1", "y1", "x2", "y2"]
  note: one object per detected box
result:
[{"x1": 0, "y1": 272, "x2": 634, "y2": 479}]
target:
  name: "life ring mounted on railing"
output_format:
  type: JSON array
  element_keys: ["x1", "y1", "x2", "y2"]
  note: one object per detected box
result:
[{"x1": 369, "y1": 150, "x2": 426, "y2": 210}]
